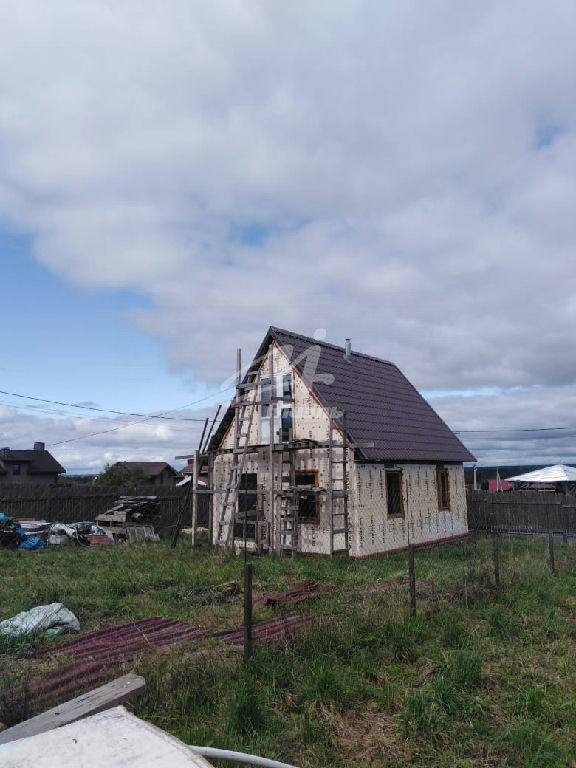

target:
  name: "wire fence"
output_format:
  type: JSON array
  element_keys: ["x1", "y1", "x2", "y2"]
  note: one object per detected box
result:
[{"x1": 2, "y1": 519, "x2": 576, "y2": 751}]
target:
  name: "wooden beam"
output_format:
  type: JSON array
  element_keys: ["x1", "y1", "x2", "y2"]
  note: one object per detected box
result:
[
  {"x1": 191, "y1": 449, "x2": 199, "y2": 547},
  {"x1": 0, "y1": 674, "x2": 145, "y2": 745}
]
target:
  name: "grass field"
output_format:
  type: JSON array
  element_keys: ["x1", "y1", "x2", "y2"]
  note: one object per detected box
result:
[{"x1": 2, "y1": 536, "x2": 576, "y2": 767}]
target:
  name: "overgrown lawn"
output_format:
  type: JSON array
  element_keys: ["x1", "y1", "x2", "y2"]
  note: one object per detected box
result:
[{"x1": 2, "y1": 536, "x2": 576, "y2": 766}]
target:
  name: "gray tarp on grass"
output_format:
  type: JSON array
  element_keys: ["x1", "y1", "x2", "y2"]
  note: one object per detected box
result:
[{"x1": 0, "y1": 603, "x2": 80, "y2": 637}]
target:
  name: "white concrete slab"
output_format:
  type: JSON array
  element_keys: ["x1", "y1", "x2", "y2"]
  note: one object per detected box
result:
[
  {"x1": 0, "y1": 673, "x2": 145, "y2": 745},
  {"x1": 0, "y1": 705, "x2": 214, "y2": 767}
]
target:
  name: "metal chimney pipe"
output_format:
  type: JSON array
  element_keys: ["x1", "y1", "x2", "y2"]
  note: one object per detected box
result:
[{"x1": 345, "y1": 338, "x2": 352, "y2": 362}]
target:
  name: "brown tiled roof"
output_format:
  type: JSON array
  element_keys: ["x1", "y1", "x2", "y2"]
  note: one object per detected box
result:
[
  {"x1": 118, "y1": 461, "x2": 180, "y2": 478},
  {"x1": 0, "y1": 449, "x2": 65, "y2": 474},
  {"x1": 210, "y1": 327, "x2": 475, "y2": 463}
]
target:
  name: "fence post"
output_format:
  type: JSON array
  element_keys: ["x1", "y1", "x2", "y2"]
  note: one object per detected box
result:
[
  {"x1": 492, "y1": 534, "x2": 500, "y2": 588},
  {"x1": 408, "y1": 544, "x2": 416, "y2": 617},
  {"x1": 243, "y1": 563, "x2": 253, "y2": 662},
  {"x1": 548, "y1": 533, "x2": 557, "y2": 575}
]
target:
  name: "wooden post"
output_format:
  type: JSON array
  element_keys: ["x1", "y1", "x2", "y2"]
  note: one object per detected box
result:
[
  {"x1": 207, "y1": 452, "x2": 214, "y2": 546},
  {"x1": 492, "y1": 533, "x2": 500, "y2": 588},
  {"x1": 269, "y1": 346, "x2": 276, "y2": 553},
  {"x1": 191, "y1": 450, "x2": 199, "y2": 548},
  {"x1": 243, "y1": 563, "x2": 253, "y2": 662},
  {"x1": 328, "y1": 415, "x2": 334, "y2": 556},
  {"x1": 203, "y1": 405, "x2": 222, "y2": 455},
  {"x1": 548, "y1": 532, "x2": 556, "y2": 575},
  {"x1": 408, "y1": 544, "x2": 416, "y2": 617},
  {"x1": 197, "y1": 418, "x2": 209, "y2": 454}
]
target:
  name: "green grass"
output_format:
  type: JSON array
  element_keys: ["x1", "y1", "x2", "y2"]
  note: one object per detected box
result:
[{"x1": 1, "y1": 536, "x2": 576, "y2": 766}]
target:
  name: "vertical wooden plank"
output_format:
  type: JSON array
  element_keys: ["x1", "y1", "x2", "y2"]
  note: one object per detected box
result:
[
  {"x1": 191, "y1": 450, "x2": 199, "y2": 548},
  {"x1": 207, "y1": 452, "x2": 214, "y2": 545}
]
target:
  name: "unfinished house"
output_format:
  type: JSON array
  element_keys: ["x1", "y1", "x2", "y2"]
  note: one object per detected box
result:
[{"x1": 208, "y1": 327, "x2": 475, "y2": 558}]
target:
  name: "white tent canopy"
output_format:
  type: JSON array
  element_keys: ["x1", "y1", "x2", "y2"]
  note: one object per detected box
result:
[{"x1": 505, "y1": 464, "x2": 576, "y2": 483}]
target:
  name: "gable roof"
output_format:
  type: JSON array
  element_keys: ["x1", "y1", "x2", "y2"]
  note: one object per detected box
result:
[
  {"x1": 0, "y1": 449, "x2": 65, "y2": 475},
  {"x1": 118, "y1": 461, "x2": 180, "y2": 478},
  {"x1": 210, "y1": 327, "x2": 475, "y2": 463}
]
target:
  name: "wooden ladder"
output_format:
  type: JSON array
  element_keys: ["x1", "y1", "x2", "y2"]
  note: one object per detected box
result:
[
  {"x1": 215, "y1": 368, "x2": 260, "y2": 548},
  {"x1": 278, "y1": 440, "x2": 298, "y2": 554},
  {"x1": 327, "y1": 412, "x2": 350, "y2": 556}
]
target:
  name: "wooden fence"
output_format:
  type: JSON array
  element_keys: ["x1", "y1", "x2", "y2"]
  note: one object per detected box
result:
[
  {"x1": 0, "y1": 483, "x2": 209, "y2": 533},
  {"x1": 467, "y1": 489, "x2": 576, "y2": 536}
]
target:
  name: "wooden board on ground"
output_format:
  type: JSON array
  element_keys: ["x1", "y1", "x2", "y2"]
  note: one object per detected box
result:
[
  {"x1": 0, "y1": 705, "x2": 214, "y2": 767},
  {"x1": 0, "y1": 673, "x2": 145, "y2": 745}
]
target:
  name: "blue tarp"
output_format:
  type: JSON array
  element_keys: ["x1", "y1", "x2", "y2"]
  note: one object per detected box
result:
[
  {"x1": 18, "y1": 535, "x2": 46, "y2": 550},
  {"x1": 0, "y1": 511, "x2": 46, "y2": 549}
]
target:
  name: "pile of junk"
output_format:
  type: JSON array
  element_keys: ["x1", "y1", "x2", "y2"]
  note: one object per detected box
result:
[
  {"x1": 0, "y1": 512, "x2": 111, "y2": 549},
  {"x1": 0, "y1": 496, "x2": 161, "y2": 550},
  {"x1": 94, "y1": 496, "x2": 161, "y2": 543}
]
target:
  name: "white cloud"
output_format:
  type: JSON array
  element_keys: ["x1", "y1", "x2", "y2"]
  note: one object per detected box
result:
[
  {"x1": 0, "y1": 403, "x2": 213, "y2": 473},
  {"x1": 1, "y1": 1, "x2": 576, "y2": 464}
]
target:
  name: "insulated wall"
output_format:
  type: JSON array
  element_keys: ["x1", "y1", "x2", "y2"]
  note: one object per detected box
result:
[
  {"x1": 349, "y1": 463, "x2": 468, "y2": 557},
  {"x1": 213, "y1": 342, "x2": 340, "y2": 554}
]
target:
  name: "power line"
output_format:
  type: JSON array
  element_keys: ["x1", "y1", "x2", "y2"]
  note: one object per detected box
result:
[
  {"x1": 46, "y1": 388, "x2": 233, "y2": 447},
  {"x1": 49, "y1": 418, "x2": 202, "y2": 447},
  {"x1": 0, "y1": 387, "x2": 233, "y2": 422},
  {"x1": 455, "y1": 426, "x2": 576, "y2": 434},
  {"x1": 0, "y1": 400, "x2": 213, "y2": 435}
]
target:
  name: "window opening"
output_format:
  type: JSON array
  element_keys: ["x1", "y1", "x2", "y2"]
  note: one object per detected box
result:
[
  {"x1": 296, "y1": 471, "x2": 319, "y2": 523},
  {"x1": 386, "y1": 470, "x2": 404, "y2": 518}
]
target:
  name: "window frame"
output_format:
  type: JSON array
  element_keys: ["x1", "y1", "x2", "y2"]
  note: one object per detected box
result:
[
  {"x1": 436, "y1": 467, "x2": 451, "y2": 511},
  {"x1": 295, "y1": 469, "x2": 320, "y2": 524},
  {"x1": 259, "y1": 372, "x2": 294, "y2": 444},
  {"x1": 385, "y1": 469, "x2": 405, "y2": 519},
  {"x1": 280, "y1": 406, "x2": 293, "y2": 443}
]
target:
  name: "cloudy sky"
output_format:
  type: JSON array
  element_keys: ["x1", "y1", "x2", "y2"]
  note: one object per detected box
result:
[{"x1": 1, "y1": 0, "x2": 576, "y2": 473}]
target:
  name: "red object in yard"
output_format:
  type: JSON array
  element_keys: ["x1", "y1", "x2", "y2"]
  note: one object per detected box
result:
[
  {"x1": 253, "y1": 579, "x2": 333, "y2": 606},
  {"x1": 86, "y1": 534, "x2": 112, "y2": 546},
  {"x1": 3, "y1": 613, "x2": 315, "y2": 722}
]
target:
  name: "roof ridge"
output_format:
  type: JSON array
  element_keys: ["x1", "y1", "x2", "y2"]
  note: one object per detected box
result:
[{"x1": 268, "y1": 326, "x2": 396, "y2": 367}]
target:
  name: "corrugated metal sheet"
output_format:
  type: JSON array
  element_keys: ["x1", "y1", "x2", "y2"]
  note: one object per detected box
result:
[
  {"x1": 506, "y1": 463, "x2": 576, "y2": 483},
  {"x1": 3, "y1": 613, "x2": 315, "y2": 721}
]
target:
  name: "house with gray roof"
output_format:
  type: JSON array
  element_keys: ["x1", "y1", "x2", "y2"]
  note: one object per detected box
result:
[
  {"x1": 209, "y1": 327, "x2": 475, "y2": 557},
  {"x1": 115, "y1": 462, "x2": 181, "y2": 486},
  {"x1": 0, "y1": 442, "x2": 65, "y2": 484}
]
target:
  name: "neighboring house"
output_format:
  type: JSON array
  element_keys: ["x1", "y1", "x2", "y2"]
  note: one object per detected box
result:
[
  {"x1": 485, "y1": 478, "x2": 513, "y2": 493},
  {"x1": 209, "y1": 327, "x2": 475, "y2": 558},
  {"x1": 177, "y1": 460, "x2": 209, "y2": 487},
  {"x1": 116, "y1": 462, "x2": 181, "y2": 486},
  {"x1": 0, "y1": 442, "x2": 65, "y2": 484}
]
